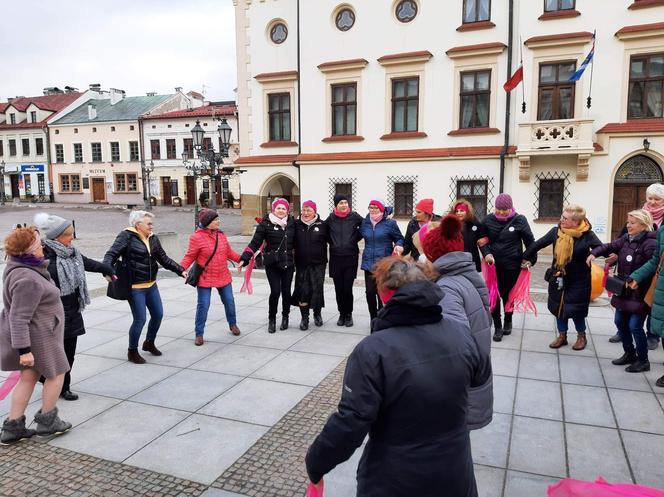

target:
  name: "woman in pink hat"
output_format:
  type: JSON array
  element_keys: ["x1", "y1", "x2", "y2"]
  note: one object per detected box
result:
[
  {"x1": 450, "y1": 199, "x2": 487, "y2": 272},
  {"x1": 403, "y1": 198, "x2": 440, "y2": 262},
  {"x1": 240, "y1": 198, "x2": 296, "y2": 333}
]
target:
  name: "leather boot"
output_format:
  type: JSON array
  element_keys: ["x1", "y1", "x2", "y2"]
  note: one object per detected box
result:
[
  {"x1": 492, "y1": 313, "x2": 503, "y2": 342},
  {"x1": 300, "y1": 308, "x2": 310, "y2": 330},
  {"x1": 313, "y1": 311, "x2": 324, "y2": 327},
  {"x1": 503, "y1": 314, "x2": 513, "y2": 336},
  {"x1": 572, "y1": 334, "x2": 587, "y2": 351},
  {"x1": 280, "y1": 314, "x2": 289, "y2": 331},
  {"x1": 549, "y1": 334, "x2": 568, "y2": 349},
  {"x1": 625, "y1": 359, "x2": 650, "y2": 373},
  {"x1": 127, "y1": 348, "x2": 146, "y2": 364},
  {"x1": 194, "y1": 336, "x2": 204, "y2": 346},
  {"x1": 612, "y1": 352, "x2": 637, "y2": 366},
  {"x1": 229, "y1": 324, "x2": 241, "y2": 336},
  {"x1": 60, "y1": 390, "x2": 79, "y2": 401},
  {"x1": 336, "y1": 314, "x2": 345, "y2": 326},
  {"x1": 268, "y1": 318, "x2": 276, "y2": 334},
  {"x1": 344, "y1": 314, "x2": 354, "y2": 327},
  {"x1": 142, "y1": 340, "x2": 162, "y2": 356},
  {"x1": 609, "y1": 332, "x2": 622, "y2": 343}
]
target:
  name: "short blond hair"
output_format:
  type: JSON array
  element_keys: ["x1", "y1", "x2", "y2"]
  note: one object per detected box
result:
[
  {"x1": 563, "y1": 204, "x2": 586, "y2": 222},
  {"x1": 627, "y1": 209, "x2": 654, "y2": 231}
]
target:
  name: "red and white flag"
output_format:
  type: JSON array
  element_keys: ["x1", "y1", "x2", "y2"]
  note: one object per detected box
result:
[{"x1": 503, "y1": 66, "x2": 523, "y2": 92}]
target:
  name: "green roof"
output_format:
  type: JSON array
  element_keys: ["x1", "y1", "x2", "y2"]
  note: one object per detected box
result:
[{"x1": 52, "y1": 95, "x2": 172, "y2": 124}]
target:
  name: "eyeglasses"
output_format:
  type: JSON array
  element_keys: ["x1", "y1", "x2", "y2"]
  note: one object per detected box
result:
[
  {"x1": 560, "y1": 215, "x2": 572, "y2": 222},
  {"x1": 141, "y1": 222, "x2": 154, "y2": 227}
]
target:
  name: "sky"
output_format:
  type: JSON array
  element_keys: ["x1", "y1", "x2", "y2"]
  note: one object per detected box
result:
[{"x1": 0, "y1": 0, "x2": 237, "y2": 102}]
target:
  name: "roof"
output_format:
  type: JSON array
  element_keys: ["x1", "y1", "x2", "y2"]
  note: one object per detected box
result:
[
  {"x1": 597, "y1": 119, "x2": 664, "y2": 134},
  {"x1": 51, "y1": 94, "x2": 172, "y2": 125},
  {"x1": 142, "y1": 103, "x2": 236, "y2": 121},
  {"x1": 0, "y1": 92, "x2": 82, "y2": 129}
]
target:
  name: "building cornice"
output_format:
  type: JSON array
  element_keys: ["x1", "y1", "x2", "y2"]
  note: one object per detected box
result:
[
  {"x1": 597, "y1": 119, "x2": 664, "y2": 134},
  {"x1": 317, "y1": 58, "x2": 369, "y2": 73},
  {"x1": 235, "y1": 154, "x2": 298, "y2": 165},
  {"x1": 628, "y1": 0, "x2": 664, "y2": 10},
  {"x1": 538, "y1": 9, "x2": 581, "y2": 20},
  {"x1": 524, "y1": 31, "x2": 593, "y2": 49},
  {"x1": 615, "y1": 21, "x2": 664, "y2": 41},
  {"x1": 446, "y1": 42, "x2": 507, "y2": 59},
  {"x1": 254, "y1": 71, "x2": 299, "y2": 83},
  {"x1": 377, "y1": 50, "x2": 433, "y2": 66}
]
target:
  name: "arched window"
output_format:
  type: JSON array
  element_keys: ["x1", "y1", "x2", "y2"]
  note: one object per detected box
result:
[{"x1": 614, "y1": 155, "x2": 663, "y2": 184}]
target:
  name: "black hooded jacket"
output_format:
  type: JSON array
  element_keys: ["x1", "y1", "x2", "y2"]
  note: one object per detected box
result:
[
  {"x1": 294, "y1": 215, "x2": 328, "y2": 267},
  {"x1": 305, "y1": 280, "x2": 490, "y2": 497}
]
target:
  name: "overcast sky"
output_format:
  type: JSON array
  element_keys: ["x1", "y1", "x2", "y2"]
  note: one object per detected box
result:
[{"x1": 0, "y1": 0, "x2": 237, "y2": 102}]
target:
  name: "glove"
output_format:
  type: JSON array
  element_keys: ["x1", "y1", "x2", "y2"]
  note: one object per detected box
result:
[
  {"x1": 239, "y1": 252, "x2": 251, "y2": 267},
  {"x1": 101, "y1": 263, "x2": 115, "y2": 278}
]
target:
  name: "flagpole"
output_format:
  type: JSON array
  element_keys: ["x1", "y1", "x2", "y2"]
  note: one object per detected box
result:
[
  {"x1": 587, "y1": 30, "x2": 596, "y2": 109},
  {"x1": 520, "y1": 36, "x2": 526, "y2": 113}
]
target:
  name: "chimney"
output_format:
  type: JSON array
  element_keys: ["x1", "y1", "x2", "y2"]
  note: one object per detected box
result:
[
  {"x1": 175, "y1": 87, "x2": 182, "y2": 93},
  {"x1": 89, "y1": 83, "x2": 101, "y2": 91},
  {"x1": 88, "y1": 103, "x2": 97, "y2": 120},
  {"x1": 7, "y1": 97, "x2": 14, "y2": 103},
  {"x1": 43, "y1": 87, "x2": 63, "y2": 95},
  {"x1": 64, "y1": 86, "x2": 79, "y2": 93},
  {"x1": 109, "y1": 88, "x2": 124, "y2": 105},
  {"x1": 146, "y1": 92, "x2": 156, "y2": 97}
]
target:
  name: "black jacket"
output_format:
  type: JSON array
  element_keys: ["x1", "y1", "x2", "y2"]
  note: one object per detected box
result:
[
  {"x1": 324, "y1": 211, "x2": 363, "y2": 259},
  {"x1": 242, "y1": 215, "x2": 296, "y2": 268},
  {"x1": 481, "y1": 214, "x2": 536, "y2": 270},
  {"x1": 103, "y1": 229, "x2": 183, "y2": 284},
  {"x1": 403, "y1": 214, "x2": 441, "y2": 260},
  {"x1": 294, "y1": 215, "x2": 328, "y2": 267},
  {"x1": 523, "y1": 226, "x2": 602, "y2": 319},
  {"x1": 305, "y1": 281, "x2": 489, "y2": 497},
  {"x1": 462, "y1": 220, "x2": 487, "y2": 272},
  {"x1": 44, "y1": 244, "x2": 113, "y2": 339}
]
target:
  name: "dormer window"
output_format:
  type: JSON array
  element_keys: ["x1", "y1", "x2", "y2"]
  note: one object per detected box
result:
[
  {"x1": 9, "y1": 114, "x2": 16, "y2": 125},
  {"x1": 30, "y1": 111, "x2": 37, "y2": 123}
]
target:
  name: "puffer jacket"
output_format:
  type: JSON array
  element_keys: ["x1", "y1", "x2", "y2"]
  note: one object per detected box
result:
[
  {"x1": 103, "y1": 228, "x2": 183, "y2": 284},
  {"x1": 241, "y1": 215, "x2": 296, "y2": 268},
  {"x1": 631, "y1": 228, "x2": 664, "y2": 337},
  {"x1": 481, "y1": 214, "x2": 537, "y2": 270},
  {"x1": 403, "y1": 214, "x2": 441, "y2": 260},
  {"x1": 294, "y1": 215, "x2": 328, "y2": 267},
  {"x1": 325, "y1": 211, "x2": 363, "y2": 258},
  {"x1": 433, "y1": 251, "x2": 493, "y2": 430},
  {"x1": 180, "y1": 228, "x2": 241, "y2": 288},
  {"x1": 360, "y1": 215, "x2": 404, "y2": 271},
  {"x1": 591, "y1": 230, "x2": 657, "y2": 315}
]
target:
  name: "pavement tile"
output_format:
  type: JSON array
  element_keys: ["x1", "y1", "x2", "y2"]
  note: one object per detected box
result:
[
  {"x1": 490, "y1": 348, "x2": 520, "y2": 377},
  {"x1": 474, "y1": 465, "x2": 505, "y2": 497},
  {"x1": 561, "y1": 384, "x2": 616, "y2": 428},
  {"x1": 587, "y1": 306, "x2": 615, "y2": 319},
  {"x1": 470, "y1": 412, "x2": 511, "y2": 468},
  {"x1": 0, "y1": 384, "x2": 43, "y2": 417},
  {"x1": 125, "y1": 414, "x2": 268, "y2": 485},
  {"x1": 290, "y1": 331, "x2": 365, "y2": 357},
  {"x1": 191, "y1": 344, "x2": 281, "y2": 376},
  {"x1": 235, "y1": 327, "x2": 311, "y2": 350},
  {"x1": 491, "y1": 329, "x2": 523, "y2": 351},
  {"x1": 493, "y1": 375, "x2": 516, "y2": 415},
  {"x1": 131, "y1": 369, "x2": 242, "y2": 412},
  {"x1": 147, "y1": 338, "x2": 226, "y2": 368},
  {"x1": 76, "y1": 328, "x2": 126, "y2": 352},
  {"x1": 565, "y1": 424, "x2": 631, "y2": 482},
  {"x1": 82, "y1": 334, "x2": 176, "y2": 360},
  {"x1": 26, "y1": 392, "x2": 121, "y2": 428},
  {"x1": 592, "y1": 335, "x2": 626, "y2": 359},
  {"x1": 75, "y1": 362, "x2": 179, "y2": 399},
  {"x1": 251, "y1": 351, "x2": 344, "y2": 387},
  {"x1": 559, "y1": 355, "x2": 604, "y2": 387},
  {"x1": 608, "y1": 388, "x2": 664, "y2": 434},
  {"x1": 68, "y1": 354, "x2": 125, "y2": 384},
  {"x1": 154, "y1": 316, "x2": 199, "y2": 338},
  {"x1": 199, "y1": 377, "x2": 311, "y2": 426},
  {"x1": 521, "y1": 329, "x2": 555, "y2": 354},
  {"x1": 182, "y1": 321, "x2": 262, "y2": 344},
  {"x1": 622, "y1": 430, "x2": 664, "y2": 488},
  {"x1": 508, "y1": 416, "x2": 566, "y2": 478},
  {"x1": 598, "y1": 358, "x2": 652, "y2": 392},
  {"x1": 514, "y1": 378, "x2": 562, "y2": 421},
  {"x1": 200, "y1": 489, "x2": 249, "y2": 497},
  {"x1": 504, "y1": 470, "x2": 560, "y2": 497},
  {"x1": 518, "y1": 351, "x2": 559, "y2": 381},
  {"x1": 318, "y1": 314, "x2": 372, "y2": 335},
  {"x1": 50, "y1": 401, "x2": 189, "y2": 462},
  {"x1": 523, "y1": 314, "x2": 556, "y2": 332}
]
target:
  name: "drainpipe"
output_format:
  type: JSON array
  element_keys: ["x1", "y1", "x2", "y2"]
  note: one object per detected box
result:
[
  {"x1": 295, "y1": 0, "x2": 302, "y2": 201},
  {"x1": 43, "y1": 124, "x2": 54, "y2": 202},
  {"x1": 499, "y1": 0, "x2": 515, "y2": 193}
]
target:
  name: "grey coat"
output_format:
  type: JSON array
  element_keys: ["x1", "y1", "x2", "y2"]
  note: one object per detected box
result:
[
  {"x1": 0, "y1": 258, "x2": 68, "y2": 378},
  {"x1": 433, "y1": 251, "x2": 493, "y2": 430}
]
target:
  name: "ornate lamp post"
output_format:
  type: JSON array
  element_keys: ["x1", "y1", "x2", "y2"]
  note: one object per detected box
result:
[
  {"x1": 141, "y1": 159, "x2": 155, "y2": 210},
  {"x1": 189, "y1": 118, "x2": 233, "y2": 210},
  {"x1": 183, "y1": 151, "x2": 204, "y2": 229},
  {"x1": 0, "y1": 160, "x2": 5, "y2": 206}
]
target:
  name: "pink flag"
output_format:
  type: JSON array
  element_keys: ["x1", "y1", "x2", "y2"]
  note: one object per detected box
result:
[
  {"x1": 481, "y1": 261, "x2": 500, "y2": 312},
  {"x1": 0, "y1": 371, "x2": 21, "y2": 400}
]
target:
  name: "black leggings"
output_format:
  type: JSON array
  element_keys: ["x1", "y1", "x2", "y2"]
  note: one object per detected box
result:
[
  {"x1": 492, "y1": 267, "x2": 521, "y2": 324},
  {"x1": 333, "y1": 265, "x2": 357, "y2": 316},
  {"x1": 266, "y1": 265, "x2": 294, "y2": 319},
  {"x1": 40, "y1": 336, "x2": 77, "y2": 393},
  {"x1": 364, "y1": 270, "x2": 383, "y2": 319}
]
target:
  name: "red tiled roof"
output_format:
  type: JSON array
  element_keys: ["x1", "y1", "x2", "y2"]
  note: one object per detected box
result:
[
  {"x1": 142, "y1": 104, "x2": 236, "y2": 121},
  {"x1": 0, "y1": 92, "x2": 81, "y2": 113},
  {"x1": 525, "y1": 31, "x2": 593, "y2": 45},
  {"x1": 0, "y1": 122, "x2": 46, "y2": 130},
  {"x1": 615, "y1": 21, "x2": 664, "y2": 36},
  {"x1": 597, "y1": 119, "x2": 664, "y2": 134},
  {"x1": 187, "y1": 91, "x2": 204, "y2": 99}
]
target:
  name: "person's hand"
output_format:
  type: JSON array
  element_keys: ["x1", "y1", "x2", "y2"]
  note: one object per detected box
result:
[
  {"x1": 181, "y1": 270, "x2": 188, "y2": 280},
  {"x1": 586, "y1": 254, "x2": 595, "y2": 267},
  {"x1": 484, "y1": 254, "x2": 495, "y2": 265},
  {"x1": 19, "y1": 352, "x2": 34, "y2": 367},
  {"x1": 628, "y1": 280, "x2": 638, "y2": 290},
  {"x1": 521, "y1": 260, "x2": 531, "y2": 269},
  {"x1": 104, "y1": 275, "x2": 113, "y2": 283},
  {"x1": 393, "y1": 246, "x2": 404, "y2": 256},
  {"x1": 605, "y1": 253, "x2": 618, "y2": 266}
]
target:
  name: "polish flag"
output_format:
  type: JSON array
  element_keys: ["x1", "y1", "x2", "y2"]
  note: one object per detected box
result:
[{"x1": 503, "y1": 66, "x2": 523, "y2": 92}]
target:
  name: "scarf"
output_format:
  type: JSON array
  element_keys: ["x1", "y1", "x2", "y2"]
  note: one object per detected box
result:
[
  {"x1": 370, "y1": 212, "x2": 383, "y2": 227},
  {"x1": 495, "y1": 209, "x2": 517, "y2": 222},
  {"x1": 268, "y1": 212, "x2": 288, "y2": 229},
  {"x1": 334, "y1": 208, "x2": 350, "y2": 218},
  {"x1": 642, "y1": 202, "x2": 664, "y2": 229},
  {"x1": 43, "y1": 239, "x2": 90, "y2": 310},
  {"x1": 554, "y1": 219, "x2": 590, "y2": 271},
  {"x1": 300, "y1": 216, "x2": 316, "y2": 227},
  {"x1": 12, "y1": 254, "x2": 46, "y2": 266}
]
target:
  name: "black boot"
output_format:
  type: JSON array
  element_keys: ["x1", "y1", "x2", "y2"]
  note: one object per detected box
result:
[
  {"x1": 142, "y1": 340, "x2": 162, "y2": 356},
  {"x1": 503, "y1": 313, "x2": 513, "y2": 335},
  {"x1": 609, "y1": 332, "x2": 622, "y2": 343},
  {"x1": 268, "y1": 318, "x2": 276, "y2": 334},
  {"x1": 345, "y1": 314, "x2": 354, "y2": 327},
  {"x1": 300, "y1": 308, "x2": 309, "y2": 331},
  {"x1": 280, "y1": 314, "x2": 289, "y2": 331},
  {"x1": 612, "y1": 352, "x2": 637, "y2": 366},
  {"x1": 33, "y1": 407, "x2": 72, "y2": 437},
  {"x1": 313, "y1": 311, "x2": 323, "y2": 327},
  {"x1": 492, "y1": 313, "x2": 503, "y2": 342},
  {"x1": 60, "y1": 390, "x2": 79, "y2": 401},
  {"x1": 337, "y1": 314, "x2": 345, "y2": 326},
  {"x1": 625, "y1": 359, "x2": 650, "y2": 373}
]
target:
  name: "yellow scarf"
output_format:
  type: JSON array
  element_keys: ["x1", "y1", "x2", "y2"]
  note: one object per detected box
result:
[{"x1": 554, "y1": 219, "x2": 590, "y2": 271}]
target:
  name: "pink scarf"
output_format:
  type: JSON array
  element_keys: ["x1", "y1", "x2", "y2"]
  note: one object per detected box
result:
[
  {"x1": 268, "y1": 212, "x2": 288, "y2": 229},
  {"x1": 643, "y1": 202, "x2": 664, "y2": 228},
  {"x1": 334, "y1": 208, "x2": 350, "y2": 218},
  {"x1": 370, "y1": 212, "x2": 383, "y2": 227},
  {"x1": 495, "y1": 209, "x2": 517, "y2": 222}
]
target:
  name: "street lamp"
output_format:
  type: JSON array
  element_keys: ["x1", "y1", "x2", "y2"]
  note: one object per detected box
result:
[
  {"x1": 0, "y1": 160, "x2": 5, "y2": 206},
  {"x1": 141, "y1": 159, "x2": 155, "y2": 210},
  {"x1": 182, "y1": 150, "x2": 205, "y2": 229}
]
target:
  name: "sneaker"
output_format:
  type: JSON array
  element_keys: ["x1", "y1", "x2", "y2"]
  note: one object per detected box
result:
[
  {"x1": 656, "y1": 375, "x2": 664, "y2": 388},
  {"x1": 611, "y1": 353, "x2": 637, "y2": 366},
  {"x1": 60, "y1": 390, "x2": 79, "y2": 401},
  {"x1": 647, "y1": 336, "x2": 660, "y2": 350},
  {"x1": 1, "y1": 415, "x2": 36, "y2": 445},
  {"x1": 336, "y1": 314, "x2": 345, "y2": 326},
  {"x1": 609, "y1": 333, "x2": 622, "y2": 343},
  {"x1": 194, "y1": 335, "x2": 204, "y2": 346},
  {"x1": 625, "y1": 360, "x2": 650, "y2": 373},
  {"x1": 493, "y1": 328, "x2": 504, "y2": 342},
  {"x1": 549, "y1": 334, "x2": 568, "y2": 349},
  {"x1": 127, "y1": 349, "x2": 146, "y2": 364},
  {"x1": 313, "y1": 313, "x2": 324, "y2": 327},
  {"x1": 142, "y1": 340, "x2": 162, "y2": 356},
  {"x1": 33, "y1": 407, "x2": 71, "y2": 437}
]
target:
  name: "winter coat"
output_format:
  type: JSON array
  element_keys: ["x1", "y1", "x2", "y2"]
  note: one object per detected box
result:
[
  {"x1": 0, "y1": 258, "x2": 69, "y2": 378},
  {"x1": 433, "y1": 251, "x2": 493, "y2": 430},
  {"x1": 241, "y1": 215, "x2": 296, "y2": 268},
  {"x1": 403, "y1": 214, "x2": 441, "y2": 260},
  {"x1": 359, "y1": 215, "x2": 404, "y2": 271},
  {"x1": 103, "y1": 228, "x2": 183, "y2": 284},
  {"x1": 631, "y1": 228, "x2": 664, "y2": 337},
  {"x1": 523, "y1": 226, "x2": 602, "y2": 320},
  {"x1": 180, "y1": 229, "x2": 241, "y2": 288},
  {"x1": 43, "y1": 244, "x2": 113, "y2": 339},
  {"x1": 305, "y1": 281, "x2": 489, "y2": 497},
  {"x1": 294, "y1": 216, "x2": 328, "y2": 267},
  {"x1": 325, "y1": 211, "x2": 363, "y2": 278},
  {"x1": 591, "y1": 231, "x2": 657, "y2": 315},
  {"x1": 462, "y1": 220, "x2": 487, "y2": 272},
  {"x1": 481, "y1": 214, "x2": 536, "y2": 271}
]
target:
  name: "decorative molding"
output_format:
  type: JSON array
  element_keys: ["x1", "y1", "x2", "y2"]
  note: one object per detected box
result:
[
  {"x1": 235, "y1": 154, "x2": 297, "y2": 165},
  {"x1": 519, "y1": 156, "x2": 531, "y2": 182},
  {"x1": 296, "y1": 146, "x2": 516, "y2": 163},
  {"x1": 318, "y1": 58, "x2": 369, "y2": 73},
  {"x1": 260, "y1": 140, "x2": 298, "y2": 148},
  {"x1": 538, "y1": 9, "x2": 581, "y2": 20},
  {"x1": 597, "y1": 119, "x2": 664, "y2": 134},
  {"x1": 628, "y1": 0, "x2": 664, "y2": 9},
  {"x1": 456, "y1": 21, "x2": 496, "y2": 32},
  {"x1": 533, "y1": 171, "x2": 571, "y2": 219},
  {"x1": 254, "y1": 71, "x2": 299, "y2": 83},
  {"x1": 387, "y1": 175, "x2": 419, "y2": 217},
  {"x1": 615, "y1": 22, "x2": 664, "y2": 41},
  {"x1": 446, "y1": 42, "x2": 506, "y2": 59},
  {"x1": 329, "y1": 177, "x2": 357, "y2": 212},
  {"x1": 322, "y1": 135, "x2": 365, "y2": 143},
  {"x1": 448, "y1": 127, "x2": 501, "y2": 136},
  {"x1": 524, "y1": 31, "x2": 593, "y2": 49},
  {"x1": 577, "y1": 154, "x2": 591, "y2": 181},
  {"x1": 377, "y1": 50, "x2": 433, "y2": 66},
  {"x1": 380, "y1": 131, "x2": 428, "y2": 140}
]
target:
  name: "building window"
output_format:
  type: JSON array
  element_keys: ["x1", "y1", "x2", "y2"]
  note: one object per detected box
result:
[
  {"x1": 54, "y1": 129, "x2": 59, "y2": 135},
  {"x1": 35, "y1": 138, "x2": 44, "y2": 156},
  {"x1": 268, "y1": 93, "x2": 291, "y2": 141},
  {"x1": 335, "y1": 8, "x2": 355, "y2": 31},
  {"x1": 9, "y1": 140, "x2": 17, "y2": 156},
  {"x1": 183, "y1": 138, "x2": 194, "y2": 159},
  {"x1": 21, "y1": 139, "x2": 30, "y2": 156},
  {"x1": 115, "y1": 173, "x2": 138, "y2": 192},
  {"x1": 457, "y1": 180, "x2": 488, "y2": 219},
  {"x1": 270, "y1": 22, "x2": 288, "y2": 44},
  {"x1": 92, "y1": 127, "x2": 97, "y2": 133},
  {"x1": 463, "y1": 0, "x2": 490, "y2": 23},
  {"x1": 130, "y1": 125, "x2": 135, "y2": 131},
  {"x1": 30, "y1": 111, "x2": 37, "y2": 123},
  {"x1": 171, "y1": 180, "x2": 179, "y2": 197},
  {"x1": 0, "y1": 140, "x2": 3, "y2": 156},
  {"x1": 150, "y1": 139, "x2": 161, "y2": 160},
  {"x1": 9, "y1": 114, "x2": 16, "y2": 125},
  {"x1": 129, "y1": 141, "x2": 139, "y2": 161},
  {"x1": 73, "y1": 143, "x2": 83, "y2": 163},
  {"x1": 332, "y1": 83, "x2": 357, "y2": 136},
  {"x1": 395, "y1": 0, "x2": 418, "y2": 22},
  {"x1": 394, "y1": 182, "x2": 414, "y2": 217},
  {"x1": 539, "y1": 179, "x2": 565, "y2": 218},
  {"x1": 55, "y1": 144, "x2": 64, "y2": 163},
  {"x1": 60, "y1": 174, "x2": 81, "y2": 192},
  {"x1": 391, "y1": 77, "x2": 419, "y2": 132},
  {"x1": 460, "y1": 70, "x2": 491, "y2": 129},
  {"x1": 335, "y1": 183, "x2": 353, "y2": 210},
  {"x1": 74, "y1": 128, "x2": 78, "y2": 134},
  {"x1": 538, "y1": 61, "x2": 576, "y2": 120},
  {"x1": 111, "y1": 126, "x2": 116, "y2": 132},
  {"x1": 166, "y1": 139, "x2": 176, "y2": 159},
  {"x1": 91, "y1": 142, "x2": 102, "y2": 162},
  {"x1": 628, "y1": 53, "x2": 664, "y2": 119},
  {"x1": 544, "y1": 0, "x2": 575, "y2": 11},
  {"x1": 110, "y1": 142, "x2": 120, "y2": 162}
]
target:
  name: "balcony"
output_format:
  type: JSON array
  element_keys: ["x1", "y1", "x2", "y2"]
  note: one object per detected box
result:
[{"x1": 516, "y1": 119, "x2": 595, "y2": 181}]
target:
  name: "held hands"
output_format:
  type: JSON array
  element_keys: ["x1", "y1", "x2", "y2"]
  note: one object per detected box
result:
[
  {"x1": 586, "y1": 254, "x2": 596, "y2": 267},
  {"x1": 393, "y1": 246, "x2": 404, "y2": 256},
  {"x1": 19, "y1": 352, "x2": 34, "y2": 367},
  {"x1": 484, "y1": 254, "x2": 495, "y2": 265},
  {"x1": 520, "y1": 260, "x2": 531, "y2": 269},
  {"x1": 605, "y1": 253, "x2": 618, "y2": 266},
  {"x1": 627, "y1": 280, "x2": 639, "y2": 290},
  {"x1": 181, "y1": 271, "x2": 188, "y2": 280}
]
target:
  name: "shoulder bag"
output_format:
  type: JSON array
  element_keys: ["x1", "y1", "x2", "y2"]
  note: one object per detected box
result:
[
  {"x1": 107, "y1": 259, "x2": 132, "y2": 300},
  {"x1": 644, "y1": 250, "x2": 664, "y2": 307},
  {"x1": 185, "y1": 233, "x2": 219, "y2": 287}
]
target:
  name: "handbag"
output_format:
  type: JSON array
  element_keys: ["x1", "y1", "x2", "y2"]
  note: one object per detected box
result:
[
  {"x1": 263, "y1": 231, "x2": 287, "y2": 268},
  {"x1": 644, "y1": 251, "x2": 664, "y2": 307},
  {"x1": 185, "y1": 233, "x2": 219, "y2": 287},
  {"x1": 107, "y1": 259, "x2": 132, "y2": 300},
  {"x1": 605, "y1": 275, "x2": 627, "y2": 297}
]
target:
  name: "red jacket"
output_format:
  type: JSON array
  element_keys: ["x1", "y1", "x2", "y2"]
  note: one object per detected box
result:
[{"x1": 180, "y1": 229, "x2": 241, "y2": 288}]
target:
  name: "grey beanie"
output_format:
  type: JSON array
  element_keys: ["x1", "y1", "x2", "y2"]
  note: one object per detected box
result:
[{"x1": 34, "y1": 213, "x2": 72, "y2": 240}]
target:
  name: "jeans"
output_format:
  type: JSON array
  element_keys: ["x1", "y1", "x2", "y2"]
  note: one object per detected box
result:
[
  {"x1": 266, "y1": 265, "x2": 294, "y2": 318},
  {"x1": 614, "y1": 309, "x2": 648, "y2": 361},
  {"x1": 556, "y1": 316, "x2": 586, "y2": 334},
  {"x1": 128, "y1": 284, "x2": 164, "y2": 350},
  {"x1": 364, "y1": 270, "x2": 382, "y2": 319},
  {"x1": 195, "y1": 284, "x2": 237, "y2": 336}
]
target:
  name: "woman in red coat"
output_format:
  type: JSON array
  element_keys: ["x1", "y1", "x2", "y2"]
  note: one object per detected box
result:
[{"x1": 181, "y1": 209, "x2": 241, "y2": 345}]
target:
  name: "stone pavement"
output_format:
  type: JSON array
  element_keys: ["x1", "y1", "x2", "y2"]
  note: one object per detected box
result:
[{"x1": 1, "y1": 271, "x2": 664, "y2": 497}]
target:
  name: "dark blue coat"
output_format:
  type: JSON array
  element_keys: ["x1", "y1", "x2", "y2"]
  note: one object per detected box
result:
[{"x1": 360, "y1": 215, "x2": 404, "y2": 271}]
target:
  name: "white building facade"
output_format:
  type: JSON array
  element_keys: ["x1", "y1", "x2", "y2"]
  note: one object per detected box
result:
[{"x1": 233, "y1": 0, "x2": 664, "y2": 240}]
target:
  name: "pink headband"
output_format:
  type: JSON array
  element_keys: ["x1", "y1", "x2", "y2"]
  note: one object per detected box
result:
[
  {"x1": 369, "y1": 199, "x2": 385, "y2": 213},
  {"x1": 455, "y1": 203, "x2": 469, "y2": 212},
  {"x1": 302, "y1": 200, "x2": 317, "y2": 213},
  {"x1": 272, "y1": 198, "x2": 290, "y2": 212}
]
